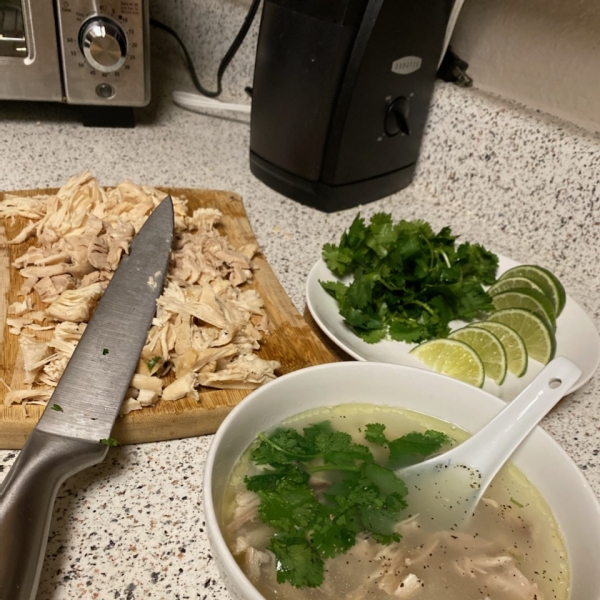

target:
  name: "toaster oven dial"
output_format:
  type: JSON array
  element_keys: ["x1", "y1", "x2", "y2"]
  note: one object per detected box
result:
[{"x1": 79, "y1": 17, "x2": 127, "y2": 74}]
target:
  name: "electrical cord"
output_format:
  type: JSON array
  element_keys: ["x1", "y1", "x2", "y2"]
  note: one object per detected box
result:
[{"x1": 150, "y1": 0, "x2": 261, "y2": 98}]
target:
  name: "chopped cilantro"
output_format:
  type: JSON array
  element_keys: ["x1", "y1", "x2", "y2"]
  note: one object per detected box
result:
[
  {"x1": 102, "y1": 348, "x2": 109, "y2": 355},
  {"x1": 244, "y1": 421, "x2": 451, "y2": 588},
  {"x1": 387, "y1": 429, "x2": 452, "y2": 470},
  {"x1": 364, "y1": 423, "x2": 451, "y2": 468},
  {"x1": 320, "y1": 213, "x2": 498, "y2": 343},
  {"x1": 364, "y1": 422, "x2": 387, "y2": 445},
  {"x1": 50, "y1": 404, "x2": 63, "y2": 412},
  {"x1": 147, "y1": 356, "x2": 162, "y2": 371},
  {"x1": 99, "y1": 438, "x2": 119, "y2": 447}
]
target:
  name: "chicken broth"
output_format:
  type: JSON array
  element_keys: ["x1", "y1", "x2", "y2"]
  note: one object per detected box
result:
[{"x1": 221, "y1": 404, "x2": 569, "y2": 600}]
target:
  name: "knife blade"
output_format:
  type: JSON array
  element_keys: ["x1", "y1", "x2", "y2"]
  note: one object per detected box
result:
[{"x1": 0, "y1": 196, "x2": 174, "y2": 600}]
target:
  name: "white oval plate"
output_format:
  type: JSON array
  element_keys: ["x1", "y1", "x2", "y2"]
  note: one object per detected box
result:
[{"x1": 306, "y1": 255, "x2": 600, "y2": 400}]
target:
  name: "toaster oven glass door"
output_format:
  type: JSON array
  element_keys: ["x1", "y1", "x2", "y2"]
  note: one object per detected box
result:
[
  {"x1": 0, "y1": 0, "x2": 27, "y2": 57},
  {"x1": 0, "y1": 0, "x2": 63, "y2": 101}
]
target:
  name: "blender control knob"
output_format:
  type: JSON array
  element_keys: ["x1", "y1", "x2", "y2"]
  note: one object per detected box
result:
[{"x1": 385, "y1": 96, "x2": 411, "y2": 136}]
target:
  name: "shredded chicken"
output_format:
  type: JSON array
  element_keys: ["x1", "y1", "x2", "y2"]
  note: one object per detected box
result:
[
  {"x1": 0, "y1": 172, "x2": 280, "y2": 411},
  {"x1": 227, "y1": 490, "x2": 262, "y2": 534}
]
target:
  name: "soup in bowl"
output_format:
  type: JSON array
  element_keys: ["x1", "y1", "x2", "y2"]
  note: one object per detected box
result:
[{"x1": 204, "y1": 362, "x2": 600, "y2": 600}]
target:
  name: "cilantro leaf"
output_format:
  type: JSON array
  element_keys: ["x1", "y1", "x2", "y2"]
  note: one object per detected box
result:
[
  {"x1": 387, "y1": 430, "x2": 451, "y2": 469},
  {"x1": 147, "y1": 356, "x2": 162, "y2": 371},
  {"x1": 307, "y1": 427, "x2": 373, "y2": 467},
  {"x1": 455, "y1": 242, "x2": 499, "y2": 284},
  {"x1": 345, "y1": 214, "x2": 368, "y2": 249},
  {"x1": 322, "y1": 244, "x2": 354, "y2": 277},
  {"x1": 344, "y1": 270, "x2": 380, "y2": 310},
  {"x1": 388, "y1": 318, "x2": 430, "y2": 343},
  {"x1": 454, "y1": 280, "x2": 495, "y2": 319},
  {"x1": 99, "y1": 437, "x2": 119, "y2": 447},
  {"x1": 245, "y1": 465, "x2": 309, "y2": 493},
  {"x1": 251, "y1": 428, "x2": 316, "y2": 464},
  {"x1": 319, "y1": 280, "x2": 347, "y2": 302},
  {"x1": 269, "y1": 535, "x2": 324, "y2": 588},
  {"x1": 364, "y1": 423, "x2": 388, "y2": 445},
  {"x1": 365, "y1": 212, "x2": 396, "y2": 258},
  {"x1": 339, "y1": 305, "x2": 384, "y2": 333},
  {"x1": 356, "y1": 327, "x2": 387, "y2": 344},
  {"x1": 310, "y1": 516, "x2": 359, "y2": 558},
  {"x1": 256, "y1": 480, "x2": 320, "y2": 531},
  {"x1": 363, "y1": 462, "x2": 408, "y2": 497}
]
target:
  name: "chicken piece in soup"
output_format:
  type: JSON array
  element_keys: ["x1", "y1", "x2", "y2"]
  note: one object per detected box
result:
[{"x1": 221, "y1": 404, "x2": 569, "y2": 600}]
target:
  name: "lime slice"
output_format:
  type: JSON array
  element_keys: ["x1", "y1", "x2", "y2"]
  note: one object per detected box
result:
[
  {"x1": 487, "y1": 276, "x2": 544, "y2": 297},
  {"x1": 487, "y1": 308, "x2": 556, "y2": 365},
  {"x1": 490, "y1": 288, "x2": 556, "y2": 329},
  {"x1": 498, "y1": 265, "x2": 566, "y2": 317},
  {"x1": 470, "y1": 321, "x2": 528, "y2": 378},
  {"x1": 410, "y1": 339, "x2": 485, "y2": 388},
  {"x1": 449, "y1": 326, "x2": 508, "y2": 385}
]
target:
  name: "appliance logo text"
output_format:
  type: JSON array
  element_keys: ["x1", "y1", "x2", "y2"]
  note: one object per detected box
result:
[{"x1": 391, "y1": 56, "x2": 422, "y2": 75}]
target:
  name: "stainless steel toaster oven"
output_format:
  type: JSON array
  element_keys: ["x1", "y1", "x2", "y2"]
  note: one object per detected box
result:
[{"x1": 0, "y1": 0, "x2": 149, "y2": 109}]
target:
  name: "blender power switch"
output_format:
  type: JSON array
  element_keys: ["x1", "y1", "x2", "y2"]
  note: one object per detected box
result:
[{"x1": 384, "y1": 96, "x2": 411, "y2": 136}]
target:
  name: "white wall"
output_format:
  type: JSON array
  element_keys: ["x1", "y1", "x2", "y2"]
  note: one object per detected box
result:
[{"x1": 450, "y1": 0, "x2": 600, "y2": 133}]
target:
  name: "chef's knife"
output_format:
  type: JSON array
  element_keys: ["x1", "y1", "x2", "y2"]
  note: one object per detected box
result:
[{"x1": 0, "y1": 197, "x2": 174, "y2": 600}]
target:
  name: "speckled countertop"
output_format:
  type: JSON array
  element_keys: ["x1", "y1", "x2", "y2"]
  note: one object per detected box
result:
[{"x1": 1, "y1": 48, "x2": 600, "y2": 599}]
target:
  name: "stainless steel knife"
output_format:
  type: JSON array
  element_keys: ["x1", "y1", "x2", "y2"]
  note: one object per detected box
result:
[{"x1": 0, "y1": 197, "x2": 174, "y2": 600}]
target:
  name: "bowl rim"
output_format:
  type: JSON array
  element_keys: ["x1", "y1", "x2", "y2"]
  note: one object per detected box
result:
[{"x1": 203, "y1": 361, "x2": 600, "y2": 600}]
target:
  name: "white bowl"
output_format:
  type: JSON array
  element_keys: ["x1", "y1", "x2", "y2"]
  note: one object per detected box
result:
[{"x1": 204, "y1": 362, "x2": 600, "y2": 600}]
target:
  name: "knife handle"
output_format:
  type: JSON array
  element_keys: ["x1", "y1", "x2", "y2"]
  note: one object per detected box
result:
[{"x1": 0, "y1": 429, "x2": 108, "y2": 600}]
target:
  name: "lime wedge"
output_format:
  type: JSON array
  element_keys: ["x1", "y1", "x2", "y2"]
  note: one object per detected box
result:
[
  {"x1": 410, "y1": 339, "x2": 485, "y2": 388},
  {"x1": 490, "y1": 288, "x2": 556, "y2": 329},
  {"x1": 498, "y1": 265, "x2": 566, "y2": 317},
  {"x1": 470, "y1": 321, "x2": 528, "y2": 378},
  {"x1": 487, "y1": 276, "x2": 544, "y2": 297},
  {"x1": 487, "y1": 308, "x2": 556, "y2": 365},
  {"x1": 449, "y1": 326, "x2": 508, "y2": 385}
]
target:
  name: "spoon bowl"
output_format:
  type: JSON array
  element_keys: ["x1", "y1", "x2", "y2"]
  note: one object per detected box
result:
[{"x1": 396, "y1": 356, "x2": 582, "y2": 531}]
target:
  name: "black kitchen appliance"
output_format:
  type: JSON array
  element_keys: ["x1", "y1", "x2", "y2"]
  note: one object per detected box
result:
[{"x1": 249, "y1": 0, "x2": 453, "y2": 211}]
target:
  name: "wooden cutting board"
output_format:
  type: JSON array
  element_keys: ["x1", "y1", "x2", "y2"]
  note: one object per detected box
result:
[{"x1": 0, "y1": 187, "x2": 341, "y2": 449}]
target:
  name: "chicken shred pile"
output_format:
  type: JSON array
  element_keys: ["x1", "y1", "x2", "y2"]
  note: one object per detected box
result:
[{"x1": 0, "y1": 172, "x2": 280, "y2": 414}]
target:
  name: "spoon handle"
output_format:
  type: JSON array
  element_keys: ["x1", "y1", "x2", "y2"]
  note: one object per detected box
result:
[{"x1": 453, "y1": 356, "x2": 582, "y2": 488}]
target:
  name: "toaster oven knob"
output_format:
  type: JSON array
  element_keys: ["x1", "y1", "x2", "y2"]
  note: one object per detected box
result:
[{"x1": 79, "y1": 17, "x2": 127, "y2": 73}]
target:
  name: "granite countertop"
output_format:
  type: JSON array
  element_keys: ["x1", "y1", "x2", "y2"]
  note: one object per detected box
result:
[{"x1": 1, "y1": 55, "x2": 599, "y2": 599}]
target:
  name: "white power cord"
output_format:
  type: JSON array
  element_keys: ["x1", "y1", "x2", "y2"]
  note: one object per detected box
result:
[{"x1": 172, "y1": 90, "x2": 251, "y2": 115}]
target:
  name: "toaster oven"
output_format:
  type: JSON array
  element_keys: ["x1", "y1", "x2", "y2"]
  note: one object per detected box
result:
[{"x1": 0, "y1": 0, "x2": 149, "y2": 111}]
